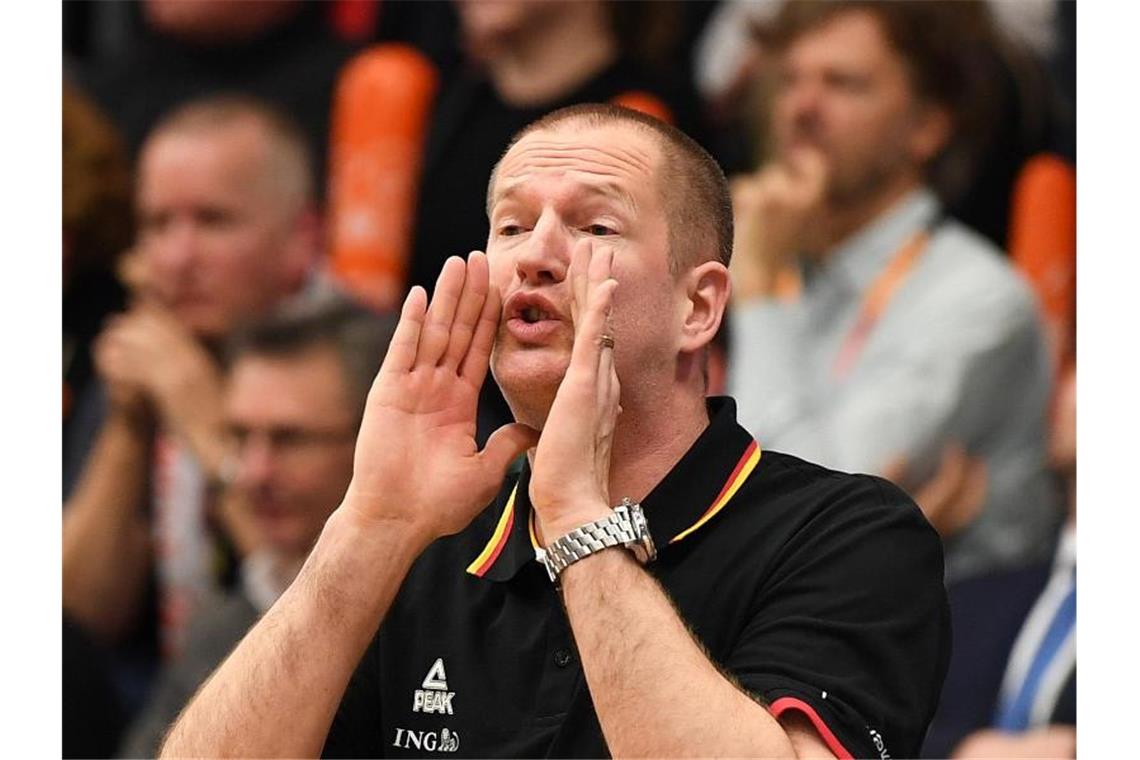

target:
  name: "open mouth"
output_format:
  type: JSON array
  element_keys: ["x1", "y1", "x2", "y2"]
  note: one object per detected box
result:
[
  {"x1": 520, "y1": 306, "x2": 549, "y2": 324},
  {"x1": 503, "y1": 292, "x2": 564, "y2": 343}
]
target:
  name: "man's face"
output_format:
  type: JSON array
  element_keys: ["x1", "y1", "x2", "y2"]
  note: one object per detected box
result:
[
  {"x1": 136, "y1": 121, "x2": 306, "y2": 338},
  {"x1": 225, "y1": 347, "x2": 357, "y2": 558},
  {"x1": 486, "y1": 123, "x2": 680, "y2": 426},
  {"x1": 770, "y1": 10, "x2": 935, "y2": 204},
  {"x1": 456, "y1": 0, "x2": 579, "y2": 59}
]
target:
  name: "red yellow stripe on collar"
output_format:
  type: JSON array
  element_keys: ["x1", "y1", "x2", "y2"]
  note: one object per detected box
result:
[
  {"x1": 669, "y1": 439, "x2": 761, "y2": 544},
  {"x1": 528, "y1": 508, "x2": 540, "y2": 552},
  {"x1": 465, "y1": 485, "x2": 518, "y2": 577},
  {"x1": 466, "y1": 439, "x2": 760, "y2": 575}
]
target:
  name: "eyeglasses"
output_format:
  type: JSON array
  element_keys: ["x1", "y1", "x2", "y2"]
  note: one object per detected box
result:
[{"x1": 227, "y1": 423, "x2": 357, "y2": 459}]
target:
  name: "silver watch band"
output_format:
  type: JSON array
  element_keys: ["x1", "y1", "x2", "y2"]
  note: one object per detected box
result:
[{"x1": 535, "y1": 500, "x2": 654, "y2": 583}]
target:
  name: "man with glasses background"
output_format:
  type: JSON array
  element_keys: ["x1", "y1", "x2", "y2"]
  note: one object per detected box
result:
[{"x1": 117, "y1": 297, "x2": 395, "y2": 757}]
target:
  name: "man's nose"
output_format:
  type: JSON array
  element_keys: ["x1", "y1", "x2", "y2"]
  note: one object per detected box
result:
[
  {"x1": 514, "y1": 211, "x2": 571, "y2": 286},
  {"x1": 785, "y1": 76, "x2": 825, "y2": 131},
  {"x1": 234, "y1": 434, "x2": 275, "y2": 492},
  {"x1": 151, "y1": 219, "x2": 201, "y2": 281}
]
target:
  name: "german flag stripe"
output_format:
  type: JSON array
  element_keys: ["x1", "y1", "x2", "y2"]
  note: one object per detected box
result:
[
  {"x1": 528, "y1": 508, "x2": 540, "y2": 551},
  {"x1": 669, "y1": 440, "x2": 761, "y2": 544},
  {"x1": 465, "y1": 486, "x2": 518, "y2": 577}
]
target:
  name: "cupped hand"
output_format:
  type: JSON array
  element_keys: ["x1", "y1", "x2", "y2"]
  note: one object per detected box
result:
[
  {"x1": 529, "y1": 239, "x2": 621, "y2": 541},
  {"x1": 342, "y1": 252, "x2": 539, "y2": 545},
  {"x1": 883, "y1": 443, "x2": 988, "y2": 538},
  {"x1": 94, "y1": 304, "x2": 228, "y2": 469},
  {"x1": 729, "y1": 147, "x2": 828, "y2": 300}
]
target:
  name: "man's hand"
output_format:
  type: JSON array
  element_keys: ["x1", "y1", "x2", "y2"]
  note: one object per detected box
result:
[
  {"x1": 529, "y1": 239, "x2": 621, "y2": 539},
  {"x1": 952, "y1": 726, "x2": 1075, "y2": 758},
  {"x1": 342, "y1": 252, "x2": 538, "y2": 546},
  {"x1": 94, "y1": 305, "x2": 228, "y2": 472},
  {"x1": 884, "y1": 443, "x2": 987, "y2": 538},
  {"x1": 161, "y1": 253, "x2": 537, "y2": 758},
  {"x1": 536, "y1": 246, "x2": 832, "y2": 755},
  {"x1": 730, "y1": 148, "x2": 828, "y2": 300},
  {"x1": 92, "y1": 319, "x2": 153, "y2": 432}
]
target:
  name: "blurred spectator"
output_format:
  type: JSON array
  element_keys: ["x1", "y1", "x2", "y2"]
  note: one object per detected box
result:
[
  {"x1": 727, "y1": 1, "x2": 1060, "y2": 580},
  {"x1": 922, "y1": 366, "x2": 1076, "y2": 758},
  {"x1": 72, "y1": 0, "x2": 360, "y2": 200},
  {"x1": 695, "y1": 0, "x2": 1075, "y2": 248},
  {"x1": 693, "y1": 2, "x2": 1076, "y2": 252},
  {"x1": 117, "y1": 297, "x2": 395, "y2": 758},
  {"x1": 63, "y1": 81, "x2": 133, "y2": 444},
  {"x1": 62, "y1": 95, "x2": 324, "y2": 714}
]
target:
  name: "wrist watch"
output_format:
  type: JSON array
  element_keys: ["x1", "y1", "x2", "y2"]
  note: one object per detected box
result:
[{"x1": 535, "y1": 498, "x2": 657, "y2": 583}]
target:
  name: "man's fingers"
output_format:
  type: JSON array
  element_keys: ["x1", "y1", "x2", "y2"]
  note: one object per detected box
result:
[
  {"x1": 944, "y1": 455, "x2": 987, "y2": 535},
  {"x1": 597, "y1": 326, "x2": 621, "y2": 433},
  {"x1": 480, "y1": 422, "x2": 540, "y2": 482},
  {"x1": 569, "y1": 238, "x2": 591, "y2": 330},
  {"x1": 587, "y1": 243, "x2": 613, "y2": 292},
  {"x1": 417, "y1": 257, "x2": 466, "y2": 367},
  {"x1": 568, "y1": 277, "x2": 618, "y2": 382},
  {"x1": 881, "y1": 455, "x2": 909, "y2": 489},
  {"x1": 443, "y1": 252, "x2": 489, "y2": 369},
  {"x1": 787, "y1": 146, "x2": 828, "y2": 183},
  {"x1": 913, "y1": 444, "x2": 969, "y2": 527},
  {"x1": 958, "y1": 459, "x2": 988, "y2": 525},
  {"x1": 379, "y1": 286, "x2": 429, "y2": 376},
  {"x1": 915, "y1": 448, "x2": 956, "y2": 509},
  {"x1": 458, "y1": 277, "x2": 501, "y2": 386}
]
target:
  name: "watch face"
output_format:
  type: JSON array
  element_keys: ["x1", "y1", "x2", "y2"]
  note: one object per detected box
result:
[
  {"x1": 627, "y1": 503, "x2": 656, "y2": 563},
  {"x1": 630, "y1": 506, "x2": 646, "y2": 532}
]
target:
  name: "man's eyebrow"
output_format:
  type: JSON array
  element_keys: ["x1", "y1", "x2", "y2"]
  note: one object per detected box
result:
[
  {"x1": 586, "y1": 180, "x2": 638, "y2": 214},
  {"x1": 490, "y1": 178, "x2": 639, "y2": 215}
]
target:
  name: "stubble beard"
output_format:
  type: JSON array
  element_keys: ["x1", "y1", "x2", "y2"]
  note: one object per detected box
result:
[{"x1": 490, "y1": 334, "x2": 569, "y2": 431}]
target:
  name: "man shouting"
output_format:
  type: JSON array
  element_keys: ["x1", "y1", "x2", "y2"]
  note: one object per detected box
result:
[{"x1": 162, "y1": 105, "x2": 948, "y2": 759}]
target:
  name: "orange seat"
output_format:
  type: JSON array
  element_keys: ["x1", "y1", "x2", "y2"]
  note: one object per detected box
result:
[
  {"x1": 1007, "y1": 153, "x2": 1076, "y2": 376},
  {"x1": 610, "y1": 91, "x2": 674, "y2": 125},
  {"x1": 327, "y1": 44, "x2": 439, "y2": 311}
]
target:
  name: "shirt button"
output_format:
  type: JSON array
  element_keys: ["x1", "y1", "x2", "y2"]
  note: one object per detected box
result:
[{"x1": 553, "y1": 648, "x2": 574, "y2": 667}]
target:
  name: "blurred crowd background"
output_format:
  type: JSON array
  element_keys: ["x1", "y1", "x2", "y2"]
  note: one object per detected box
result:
[{"x1": 61, "y1": 1, "x2": 1076, "y2": 757}]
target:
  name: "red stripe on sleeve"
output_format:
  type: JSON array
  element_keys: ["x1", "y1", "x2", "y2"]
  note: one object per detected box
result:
[{"x1": 768, "y1": 697, "x2": 855, "y2": 760}]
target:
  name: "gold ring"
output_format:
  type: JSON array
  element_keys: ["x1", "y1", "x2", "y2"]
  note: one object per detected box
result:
[{"x1": 600, "y1": 334, "x2": 615, "y2": 349}]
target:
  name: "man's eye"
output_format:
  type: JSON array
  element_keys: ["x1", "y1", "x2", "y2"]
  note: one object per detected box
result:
[
  {"x1": 498, "y1": 224, "x2": 523, "y2": 237},
  {"x1": 139, "y1": 213, "x2": 169, "y2": 236},
  {"x1": 825, "y1": 72, "x2": 870, "y2": 93},
  {"x1": 585, "y1": 224, "x2": 616, "y2": 236},
  {"x1": 198, "y1": 208, "x2": 238, "y2": 229}
]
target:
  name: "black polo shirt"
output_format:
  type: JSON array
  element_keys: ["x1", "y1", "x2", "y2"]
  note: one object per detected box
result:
[{"x1": 323, "y1": 397, "x2": 949, "y2": 759}]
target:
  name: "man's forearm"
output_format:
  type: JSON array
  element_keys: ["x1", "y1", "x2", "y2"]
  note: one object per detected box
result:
[
  {"x1": 159, "y1": 505, "x2": 427, "y2": 758},
  {"x1": 62, "y1": 413, "x2": 152, "y2": 640},
  {"x1": 559, "y1": 549, "x2": 798, "y2": 757}
]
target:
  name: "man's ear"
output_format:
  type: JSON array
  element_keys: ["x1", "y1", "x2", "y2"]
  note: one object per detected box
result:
[
  {"x1": 908, "y1": 101, "x2": 952, "y2": 166},
  {"x1": 282, "y1": 204, "x2": 323, "y2": 292},
  {"x1": 678, "y1": 261, "x2": 731, "y2": 354}
]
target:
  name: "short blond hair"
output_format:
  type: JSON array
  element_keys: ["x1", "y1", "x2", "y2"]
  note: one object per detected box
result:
[
  {"x1": 489, "y1": 103, "x2": 733, "y2": 273},
  {"x1": 148, "y1": 94, "x2": 314, "y2": 213}
]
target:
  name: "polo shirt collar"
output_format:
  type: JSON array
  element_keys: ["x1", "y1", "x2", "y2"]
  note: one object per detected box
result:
[
  {"x1": 826, "y1": 186, "x2": 941, "y2": 293},
  {"x1": 467, "y1": 397, "x2": 762, "y2": 582}
]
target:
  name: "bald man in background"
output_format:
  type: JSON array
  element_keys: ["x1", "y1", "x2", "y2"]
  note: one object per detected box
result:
[{"x1": 63, "y1": 96, "x2": 324, "y2": 694}]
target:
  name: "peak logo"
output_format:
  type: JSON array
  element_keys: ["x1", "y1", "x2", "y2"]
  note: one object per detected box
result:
[{"x1": 413, "y1": 658, "x2": 455, "y2": 715}]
